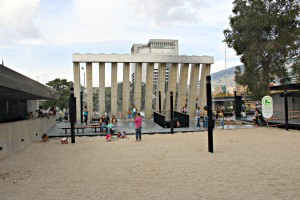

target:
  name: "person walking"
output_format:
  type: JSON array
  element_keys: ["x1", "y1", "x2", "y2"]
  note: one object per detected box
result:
[
  {"x1": 83, "y1": 106, "x2": 88, "y2": 126},
  {"x1": 134, "y1": 112, "x2": 143, "y2": 142},
  {"x1": 132, "y1": 105, "x2": 137, "y2": 118},
  {"x1": 196, "y1": 107, "x2": 201, "y2": 128},
  {"x1": 203, "y1": 106, "x2": 208, "y2": 129},
  {"x1": 219, "y1": 110, "x2": 225, "y2": 129}
]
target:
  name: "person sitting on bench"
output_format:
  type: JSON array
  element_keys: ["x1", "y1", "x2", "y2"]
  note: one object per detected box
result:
[{"x1": 107, "y1": 120, "x2": 116, "y2": 134}]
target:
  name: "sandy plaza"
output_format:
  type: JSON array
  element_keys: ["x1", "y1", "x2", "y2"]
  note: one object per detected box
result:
[{"x1": 0, "y1": 127, "x2": 300, "y2": 200}]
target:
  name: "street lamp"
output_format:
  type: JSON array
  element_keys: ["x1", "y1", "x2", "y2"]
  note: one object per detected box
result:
[
  {"x1": 82, "y1": 67, "x2": 85, "y2": 89},
  {"x1": 81, "y1": 67, "x2": 85, "y2": 108}
]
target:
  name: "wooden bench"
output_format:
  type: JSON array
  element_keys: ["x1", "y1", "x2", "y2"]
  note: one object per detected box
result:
[
  {"x1": 61, "y1": 126, "x2": 86, "y2": 134},
  {"x1": 90, "y1": 118, "x2": 100, "y2": 123}
]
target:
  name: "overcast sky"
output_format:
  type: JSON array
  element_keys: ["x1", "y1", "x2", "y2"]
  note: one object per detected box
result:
[{"x1": 0, "y1": 0, "x2": 241, "y2": 86}]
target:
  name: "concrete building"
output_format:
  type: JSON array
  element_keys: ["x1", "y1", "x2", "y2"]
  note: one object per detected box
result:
[
  {"x1": 131, "y1": 39, "x2": 177, "y2": 111},
  {"x1": 131, "y1": 39, "x2": 179, "y2": 55},
  {"x1": 0, "y1": 64, "x2": 59, "y2": 158},
  {"x1": 72, "y1": 39, "x2": 214, "y2": 120}
]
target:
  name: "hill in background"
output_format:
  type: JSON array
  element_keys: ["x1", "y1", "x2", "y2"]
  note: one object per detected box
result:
[{"x1": 211, "y1": 65, "x2": 243, "y2": 94}]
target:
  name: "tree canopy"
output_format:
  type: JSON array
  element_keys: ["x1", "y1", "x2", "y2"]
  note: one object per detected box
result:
[
  {"x1": 224, "y1": 0, "x2": 300, "y2": 99},
  {"x1": 40, "y1": 78, "x2": 73, "y2": 110}
]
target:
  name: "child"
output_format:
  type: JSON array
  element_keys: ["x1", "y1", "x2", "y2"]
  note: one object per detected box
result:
[
  {"x1": 127, "y1": 109, "x2": 132, "y2": 120},
  {"x1": 117, "y1": 132, "x2": 122, "y2": 138},
  {"x1": 176, "y1": 120, "x2": 181, "y2": 128},
  {"x1": 226, "y1": 115, "x2": 231, "y2": 126},
  {"x1": 121, "y1": 131, "x2": 127, "y2": 138},
  {"x1": 219, "y1": 110, "x2": 225, "y2": 129},
  {"x1": 42, "y1": 133, "x2": 49, "y2": 142},
  {"x1": 106, "y1": 134, "x2": 116, "y2": 142}
]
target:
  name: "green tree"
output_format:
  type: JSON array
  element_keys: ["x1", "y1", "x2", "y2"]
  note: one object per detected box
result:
[
  {"x1": 235, "y1": 65, "x2": 248, "y2": 104},
  {"x1": 224, "y1": 0, "x2": 300, "y2": 99},
  {"x1": 40, "y1": 78, "x2": 73, "y2": 110}
]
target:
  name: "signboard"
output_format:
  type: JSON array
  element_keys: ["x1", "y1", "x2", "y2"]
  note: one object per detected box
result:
[{"x1": 262, "y1": 96, "x2": 273, "y2": 118}]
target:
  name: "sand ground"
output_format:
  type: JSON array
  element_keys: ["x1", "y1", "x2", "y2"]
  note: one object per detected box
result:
[{"x1": 1, "y1": 127, "x2": 300, "y2": 200}]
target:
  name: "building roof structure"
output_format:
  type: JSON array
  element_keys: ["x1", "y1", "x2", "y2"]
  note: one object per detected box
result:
[{"x1": 0, "y1": 64, "x2": 59, "y2": 100}]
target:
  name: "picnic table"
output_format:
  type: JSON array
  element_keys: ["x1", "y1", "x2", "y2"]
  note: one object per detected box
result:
[
  {"x1": 61, "y1": 126, "x2": 86, "y2": 134},
  {"x1": 90, "y1": 124, "x2": 102, "y2": 133}
]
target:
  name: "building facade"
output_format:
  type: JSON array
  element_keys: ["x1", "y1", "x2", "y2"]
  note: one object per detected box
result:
[{"x1": 73, "y1": 39, "x2": 214, "y2": 120}]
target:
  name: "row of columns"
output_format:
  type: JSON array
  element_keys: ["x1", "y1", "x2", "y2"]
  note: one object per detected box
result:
[{"x1": 73, "y1": 62, "x2": 211, "y2": 121}]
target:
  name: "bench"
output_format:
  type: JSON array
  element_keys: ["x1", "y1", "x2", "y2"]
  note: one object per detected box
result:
[
  {"x1": 90, "y1": 118, "x2": 100, "y2": 123},
  {"x1": 61, "y1": 127, "x2": 86, "y2": 134}
]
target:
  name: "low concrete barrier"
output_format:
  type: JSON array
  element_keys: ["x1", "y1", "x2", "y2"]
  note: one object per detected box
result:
[{"x1": 0, "y1": 117, "x2": 56, "y2": 159}]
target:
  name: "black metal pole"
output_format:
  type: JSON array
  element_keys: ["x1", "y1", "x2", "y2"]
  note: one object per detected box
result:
[
  {"x1": 234, "y1": 91, "x2": 237, "y2": 119},
  {"x1": 206, "y1": 76, "x2": 213, "y2": 153},
  {"x1": 159, "y1": 91, "x2": 162, "y2": 114},
  {"x1": 69, "y1": 88, "x2": 75, "y2": 143},
  {"x1": 80, "y1": 91, "x2": 83, "y2": 124},
  {"x1": 74, "y1": 96, "x2": 77, "y2": 123},
  {"x1": 170, "y1": 91, "x2": 174, "y2": 134},
  {"x1": 284, "y1": 89, "x2": 289, "y2": 131}
]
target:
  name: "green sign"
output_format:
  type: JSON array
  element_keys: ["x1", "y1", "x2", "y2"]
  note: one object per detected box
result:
[{"x1": 262, "y1": 96, "x2": 273, "y2": 118}]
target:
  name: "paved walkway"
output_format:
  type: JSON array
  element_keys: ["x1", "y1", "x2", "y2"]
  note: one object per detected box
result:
[{"x1": 46, "y1": 118, "x2": 255, "y2": 137}]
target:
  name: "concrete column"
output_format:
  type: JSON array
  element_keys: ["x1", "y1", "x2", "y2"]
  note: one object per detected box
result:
[
  {"x1": 166, "y1": 63, "x2": 178, "y2": 111},
  {"x1": 111, "y1": 62, "x2": 118, "y2": 116},
  {"x1": 145, "y1": 63, "x2": 154, "y2": 119},
  {"x1": 177, "y1": 63, "x2": 189, "y2": 111},
  {"x1": 98, "y1": 62, "x2": 105, "y2": 115},
  {"x1": 122, "y1": 62, "x2": 130, "y2": 119},
  {"x1": 73, "y1": 62, "x2": 81, "y2": 122},
  {"x1": 198, "y1": 64, "x2": 211, "y2": 112},
  {"x1": 134, "y1": 62, "x2": 142, "y2": 111},
  {"x1": 86, "y1": 62, "x2": 93, "y2": 121},
  {"x1": 156, "y1": 63, "x2": 166, "y2": 111},
  {"x1": 188, "y1": 64, "x2": 200, "y2": 118}
]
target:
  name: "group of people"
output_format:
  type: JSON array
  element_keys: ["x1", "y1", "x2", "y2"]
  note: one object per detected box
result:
[
  {"x1": 83, "y1": 105, "x2": 143, "y2": 142},
  {"x1": 194, "y1": 106, "x2": 232, "y2": 129},
  {"x1": 106, "y1": 112, "x2": 143, "y2": 142},
  {"x1": 127, "y1": 105, "x2": 138, "y2": 120},
  {"x1": 97, "y1": 113, "x2": 118, "y2": 134},
  {"x1": 106, "y1": 131, "x2": 127, "y2": 141}
]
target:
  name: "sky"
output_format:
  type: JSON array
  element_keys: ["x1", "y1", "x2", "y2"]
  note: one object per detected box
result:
[{"x1": 0, "y1": 0, "x2": 242, "y2": 86}]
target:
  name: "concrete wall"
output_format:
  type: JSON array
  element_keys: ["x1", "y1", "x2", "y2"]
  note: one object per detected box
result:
[
  {"x1": 0, "y1": 117, "x2": 56, "y2": 159},
  {"x1": 27, "y1": 100, "x2": 38, "y2": 114}
]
